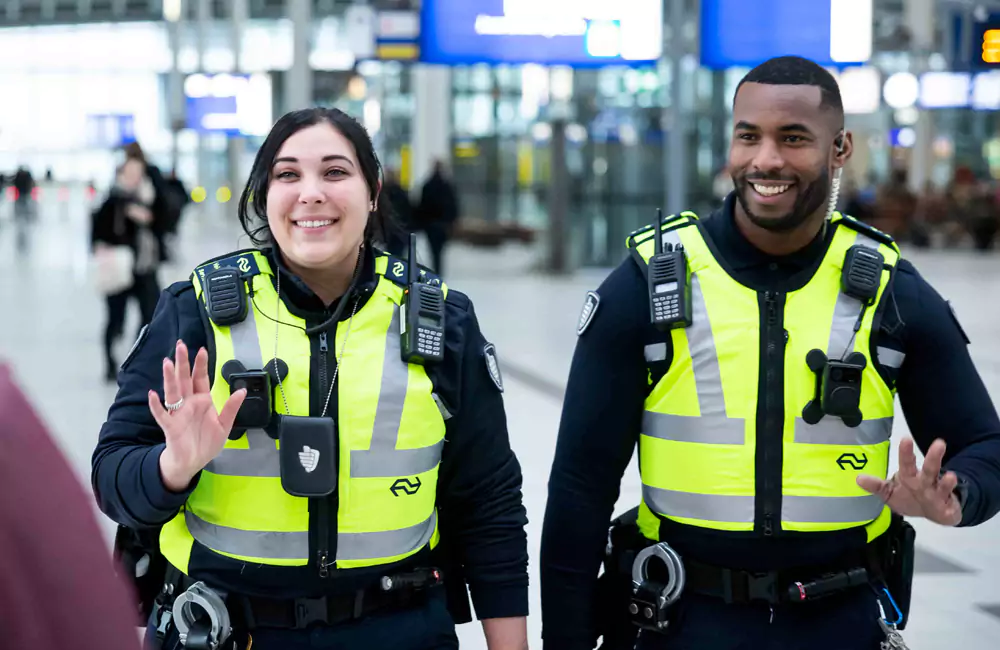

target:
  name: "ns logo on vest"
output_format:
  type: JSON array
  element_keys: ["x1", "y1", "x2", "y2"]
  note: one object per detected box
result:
[{"x1": 391, "y1": 477, "x2": 422, "y2": 496}]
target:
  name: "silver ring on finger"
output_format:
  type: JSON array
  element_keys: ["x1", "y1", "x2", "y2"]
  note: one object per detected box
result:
[{"x1": 164, "y1": 396, "x2": 185, "y2": 412}]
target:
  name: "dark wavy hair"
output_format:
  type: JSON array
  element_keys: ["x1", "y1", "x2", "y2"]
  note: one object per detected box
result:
[{"x1": 237, "y1": 107, "x2": 397, "y2": 247}]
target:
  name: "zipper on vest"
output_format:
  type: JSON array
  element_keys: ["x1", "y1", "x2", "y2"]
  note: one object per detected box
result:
[
  {"x1": 316, "y1": 330, "x2": 332, "y2": 577},
  {"x1": 318, "y1": 332, "x2": 329, "y2": 396},
  {"x1": 317, "y1": 497, "x2": 330, "y2": 578},
  {"x1": 758, "y1": 291, "x2": 786, "y2": 538}
]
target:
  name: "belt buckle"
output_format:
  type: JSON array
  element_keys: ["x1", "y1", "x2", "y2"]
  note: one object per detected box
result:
[
  {"x1": 746, "y1": 572, "x2": 779, "y2": 604},
  {"x1": 294, "y1": 596, "x2": 328, "y2": 629}
]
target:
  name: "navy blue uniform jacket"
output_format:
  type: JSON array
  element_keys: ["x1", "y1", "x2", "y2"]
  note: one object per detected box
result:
[
  {"x1": 541, "y1": 194, "x2": 1000, "y2": 648},
  {"x1": 91, "y1": 245, "x2": 529, "y2": 620}
]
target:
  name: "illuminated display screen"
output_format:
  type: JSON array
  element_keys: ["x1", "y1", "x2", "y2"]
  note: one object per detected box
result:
[
  {"x1": 700, "y1": 0, "x2": 871, "y2": 70},
  {"x1": 983, "y1": 29, "x2": 1000, "y2": 64},
  {"x1": 419, "y1": 0, "x2": 662, "y2": 66}
]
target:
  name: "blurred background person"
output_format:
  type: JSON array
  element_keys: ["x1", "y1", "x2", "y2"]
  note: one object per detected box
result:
[
  {"x1": 416, "y1": 159, "x2": 460, "y2": 277},
  {"x1": 873, "y1": 168, "x2": 917, "y2": 240},
  {"x1": 90, "y1": 156, "x2": 164, "y2": 382},
  {"x1": 12, "y1": 165, "x2": 35, "y2": 252},
  {"x1": 382, "y1": 166, "x2": 414, "y2": 257}
]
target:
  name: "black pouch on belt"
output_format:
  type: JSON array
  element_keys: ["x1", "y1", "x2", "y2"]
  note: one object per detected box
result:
[
  {"x1": 278, "y1": 415, "x2": 338, "y2": 497},
  {"x1": 597, "y1": 506, "x2": 645, "y2": 650},
  {"x1": 875, "y1": 513, "x2": 916, "y2": 630}
]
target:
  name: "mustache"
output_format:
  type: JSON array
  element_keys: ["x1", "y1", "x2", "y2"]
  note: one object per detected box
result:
[{"x1": 739, "y1": 172, "x2": 797, "y2": 183}]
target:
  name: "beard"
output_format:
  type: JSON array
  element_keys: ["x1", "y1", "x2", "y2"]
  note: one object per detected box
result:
[{"x1": 732, "y1": 167, "x2": 831, "y2": 233}]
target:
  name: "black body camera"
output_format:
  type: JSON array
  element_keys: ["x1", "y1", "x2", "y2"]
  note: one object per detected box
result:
[
  {"x1": 647, "y1": 210, "x2": 693, "y2": 331},
  {"x1": 802, "y1": 245, "x2": 885, "y2": 428},
  {"x1": 221, "y1": 359, "x2": 287, "y2": 436},
  {"x1": 401, "y1": 233, "x2": 446, "y2": 364}
]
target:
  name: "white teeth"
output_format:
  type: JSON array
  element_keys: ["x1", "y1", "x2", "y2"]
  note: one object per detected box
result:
[
  {"x1": 752, "y1": 183, "x2": 791, "y2": 197},
  {"x1": 296, "y1": 220, "x2": 333, "y2": 229}
]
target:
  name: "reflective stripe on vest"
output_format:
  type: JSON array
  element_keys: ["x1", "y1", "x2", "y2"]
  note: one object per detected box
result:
[
  {"x1": 350, "y1": 306, "x2": 445, "y2": 478},
  {"x1": 204, "y1": 305, "x2": 278, "y2": 477},
  {"x1": 183, "y1": 507, "x2": 438, "y2": 562}
]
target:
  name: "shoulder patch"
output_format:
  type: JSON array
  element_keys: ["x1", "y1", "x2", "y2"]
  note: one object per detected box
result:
[
  {"x1": 121, "y1": 324, "x2": 150, "y2": 371},
  {"x1": 483, "y1": 343, "x2": 504, "y2": 393},
  {"x1": 577, "y1": 291, "x2": 601, "y2": 336},
  {"x1": 194, "y1": 251, "x2": 262, "y2": 287},
  {"x1": 947, "y1": 301, "x2": 971, "y2": 345},
  {"x1": 382, "y1": 255, "x2": 442, "y2": 288}
]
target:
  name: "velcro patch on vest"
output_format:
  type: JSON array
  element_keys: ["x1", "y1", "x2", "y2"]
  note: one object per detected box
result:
[
  {"x1": 484, "y1": 343, "x2": 504, "y2": 393},
  {"x1": 577, "y1": 291, "x2": 601, "y2": 336},
  {"x1": 195, "y1": 252, "x2": 261, "y2": 287},
  {"x1": 384, "y1": 256, "x2": 442, "y2": 288}
]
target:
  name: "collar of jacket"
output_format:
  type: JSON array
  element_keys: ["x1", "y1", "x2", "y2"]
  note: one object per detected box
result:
[{"x1": 263, "y1": 243, "x2": 379, "y2": 323}]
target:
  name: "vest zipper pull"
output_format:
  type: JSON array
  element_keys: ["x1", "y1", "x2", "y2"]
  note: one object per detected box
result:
[
  {"x1": 318, "y1": 552, "x2": 329, "y2": 578},
  {"x1": 319, "y1": 332, "x2": 328, "y2": 353}
]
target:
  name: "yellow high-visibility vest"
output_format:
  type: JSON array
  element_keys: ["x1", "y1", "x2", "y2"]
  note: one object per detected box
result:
[
  {"x1": 160, "y1": 250, "x2": 446, "y2": 572},
  {"x1": 627, "y1": 213, "x2": 900, "y2": 543}
]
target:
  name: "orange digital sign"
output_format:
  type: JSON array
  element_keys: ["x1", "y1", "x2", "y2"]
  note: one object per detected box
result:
[{"x1": 983, "y1": 29, "x2": 1000, "y2": 63}]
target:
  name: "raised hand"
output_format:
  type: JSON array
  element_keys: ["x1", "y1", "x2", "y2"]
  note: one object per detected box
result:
[
  {"x1": 857, "y1": 437, "x2": 962, "y2": 527},
  {"x1": 149, "y1": 340, "x2": 246, "y2": 492}
]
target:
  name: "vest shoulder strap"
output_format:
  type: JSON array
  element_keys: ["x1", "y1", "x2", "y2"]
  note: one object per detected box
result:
[
  {"x1": 626, "y1": 211, "x2": 699, "y2": 254},
  {"x1": 191, "y1": 248, "x2": 269, "y2": 295},
  {"x1": 830, "y1": 212, "x2": 899, "y2": 253},
  {"x1": 375, "y1": 251, "x2": 446, "y2": 292},
  {"x1": 626, "y1": 212, "x2": 700, "y2": 277}
]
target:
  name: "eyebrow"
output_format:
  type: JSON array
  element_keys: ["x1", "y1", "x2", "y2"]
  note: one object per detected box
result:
[
  {"x1": 734, "y1": 121, "x2": 816, "y2": 136},
  {"x1": 272, "y1": 155, "x2": 355, "y2": 167}
]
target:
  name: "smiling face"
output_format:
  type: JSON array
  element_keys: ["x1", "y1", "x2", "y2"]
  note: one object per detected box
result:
[
  {"x1": 729, "y1": 82, "x2": 850, "y2": 233},
  {"x1": 265, "y1": 122, "x2": 373, "y2": 271}
]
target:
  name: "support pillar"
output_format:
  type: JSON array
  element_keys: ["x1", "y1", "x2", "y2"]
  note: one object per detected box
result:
[
  {"x1": 905, "y1": 0, "x2": 935, "y2": 191},
  {"x1": 229, "y1": 0, "x2": 249, "y2": 197},
  {"x1": 285, "y1": 0, "x2": 313, "y2": 113},
  {"x1": 665, "y1": 0, "x2": 690, "y2": 214},
  {"x1": 410, "y1": 66, "x2": 452, "y2": 192}
]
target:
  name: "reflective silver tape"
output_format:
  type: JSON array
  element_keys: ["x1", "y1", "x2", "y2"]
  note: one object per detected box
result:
[
  {"x1": 642, "y1": 411, "x2": 744, "y2": 445},
  {"x1": 206, "y1": 303, "x2": 278, "y2": 477},
  {"x1": 642, "y1": 484, "x2": 755, "y2": 523},
  {"x1": 432, "y1": 393, "x2": 453, "y2": 421},
  {"x1": 794, "y1": 416, "x2": 893, "y2": 446},
  {"x1": 644, "y1": 343, "x2": 667, "y2": 363},
  {"x1": 185, "y1": 508, "x2": 308, "y2": 560},
  {"x1": 876, "y1": 347, "x2": 905, "y2": 369},
  {"x1": 336, "y1": 511, "x2": 438, "y2": 562},
  {"x1": 351, "y1": 305, "x2": 444, "y2": 479},
  {"x1": 781, "y1": 494, "x2": 885, "y2": 524}
]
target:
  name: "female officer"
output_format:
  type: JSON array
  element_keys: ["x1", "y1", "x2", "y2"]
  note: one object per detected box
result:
[{"x1": 92, "y1": 108, "x2": 530, "y2": 650}]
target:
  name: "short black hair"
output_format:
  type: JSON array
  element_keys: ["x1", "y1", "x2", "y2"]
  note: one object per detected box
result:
[
  {"x1": 735, "y1": 55, "x2": 844, "y2": 120},
  {"x1": 238, "y1": 107, "x2": 398, "y2": 248}
]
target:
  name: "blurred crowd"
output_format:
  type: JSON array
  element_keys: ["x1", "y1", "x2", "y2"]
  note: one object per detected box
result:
[{"x1": 842, "y1": 167, "x2": 1000, "y2": 252}]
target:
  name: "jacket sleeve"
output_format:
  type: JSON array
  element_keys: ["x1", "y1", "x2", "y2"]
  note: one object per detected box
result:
[
  {"x1": 892, "y1": 261, "x2": 1000, "y2": 527},
  {"x1": 540, "y1": 260, "x2": 651, "y2": 650},
  {"x1": 434, "y1": 292, "x2": 529, "y2": 621},
  {"x1": 90, "y1": 282, "x2": 209, "y2": 529}
]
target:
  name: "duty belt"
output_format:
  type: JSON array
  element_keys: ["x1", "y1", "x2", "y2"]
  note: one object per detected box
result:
[
  {"x1": 682, "y1": 551, "x2": 873, "y2": 606},
  {"x1": 233, "y1": 568, "x2": 443, "y2": 630}
]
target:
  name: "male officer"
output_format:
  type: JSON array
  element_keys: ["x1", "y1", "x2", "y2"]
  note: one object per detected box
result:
[{"x1": 540, "y1": 55, "x2": 1000, "y2": 650}]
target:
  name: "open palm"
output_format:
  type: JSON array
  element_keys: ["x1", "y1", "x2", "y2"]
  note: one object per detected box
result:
[{"x1": 148, "y1": 340, "x2": 246, "y2": 491}]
